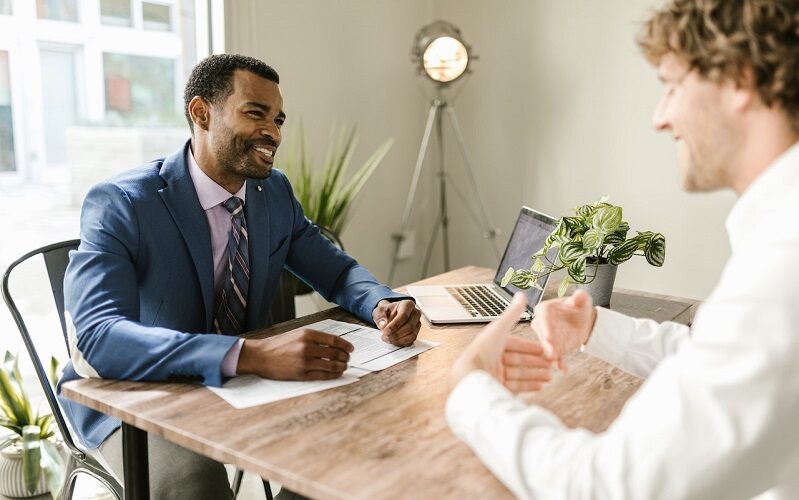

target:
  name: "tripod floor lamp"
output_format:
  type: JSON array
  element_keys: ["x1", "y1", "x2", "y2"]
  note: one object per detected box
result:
[{"x1": 388, "y1": 20, "x2": 501, "y2": 284}]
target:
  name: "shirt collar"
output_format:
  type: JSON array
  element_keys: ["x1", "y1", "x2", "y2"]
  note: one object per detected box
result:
[
  {"x1": 726, "y1": 140, "x2": 799, "y2": 249},
  {"x1": 187, "y1": 147, "x2": 247, "y2": 211}
]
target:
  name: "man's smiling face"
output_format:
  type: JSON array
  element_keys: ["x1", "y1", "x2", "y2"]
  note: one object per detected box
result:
[{"x1": 210, "y1": 69, "x2": 285, "y2": 181}]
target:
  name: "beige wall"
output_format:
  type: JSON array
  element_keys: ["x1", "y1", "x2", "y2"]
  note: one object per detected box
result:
[{"x1": 226, "y1": 0, "x2": 738, "y2": 300}]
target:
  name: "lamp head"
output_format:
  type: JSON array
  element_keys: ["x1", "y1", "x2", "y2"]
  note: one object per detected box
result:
[{"x1": 412, "y1": 20, "x2": 472, "y2": 85}]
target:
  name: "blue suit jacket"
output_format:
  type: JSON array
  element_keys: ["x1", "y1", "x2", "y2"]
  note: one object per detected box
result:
[{"x1": 59, "y1": 141, "x2": 406, "y2": 448}]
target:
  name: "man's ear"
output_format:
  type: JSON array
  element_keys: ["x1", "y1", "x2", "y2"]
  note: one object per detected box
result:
[
  {"x1": 188, "y1": 96, "x2": 211, "y2": 131},
  {"x1": 728, "y1": 65, "x2": 758, "y2": 111}
]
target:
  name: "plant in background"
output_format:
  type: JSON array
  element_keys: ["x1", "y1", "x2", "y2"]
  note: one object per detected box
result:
[
  {"x1": 279, "y1": 124, "x2": 394, "y2": 236},
  {"x1": 502, "y1": 197, "x2": 666, "y2": 297},
  {"x1": 0, "y1": 351, "x2": 64, "y2": 496}
]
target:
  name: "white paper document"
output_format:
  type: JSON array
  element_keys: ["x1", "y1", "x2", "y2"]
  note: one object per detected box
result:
[
  {"x1": 306, "y1": 319, "x2": 439, "y2": 371},
  {"x1": 208, "y1": 319, "x2": 438, "y2": 409},
  {"x1": 207, "y1": 373, "x2": 359, "y2": 409}
]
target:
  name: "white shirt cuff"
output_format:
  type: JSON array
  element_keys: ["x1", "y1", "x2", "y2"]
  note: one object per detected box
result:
[
  {"x1": 221, "y1": 338, "x2": 245, "y2": 377},
  {"x1": 582, "y1": 307, "x2": 635, "y2": 367}
]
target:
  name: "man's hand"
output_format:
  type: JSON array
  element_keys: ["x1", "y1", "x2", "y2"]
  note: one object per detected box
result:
[
  {"x1": 372, "y1": 299, "x2": 422, "y2": 347},
  {"x1": 531, "y1": 289, "x2": 598, "y2": 374},
  {"x1": 451, "y1": 293, "x2": 553, "y2": 392},
  {"x1": 237, "y1": 329, "x2": 354, "y2": 380}
]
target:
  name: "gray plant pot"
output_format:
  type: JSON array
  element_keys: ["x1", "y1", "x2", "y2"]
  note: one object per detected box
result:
[{"x1": 577, "y1": 263, "x2": 618, "y2": 307}]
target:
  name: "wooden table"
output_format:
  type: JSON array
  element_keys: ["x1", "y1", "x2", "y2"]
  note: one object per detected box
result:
[{"x1": 62, "y1": 266, "x2": 697, "y2": 499}]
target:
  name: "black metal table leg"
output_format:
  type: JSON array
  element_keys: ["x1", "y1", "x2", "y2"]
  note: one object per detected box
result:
[{"x1": 122, "y1": 422, "x2": 150, "y2": 500}]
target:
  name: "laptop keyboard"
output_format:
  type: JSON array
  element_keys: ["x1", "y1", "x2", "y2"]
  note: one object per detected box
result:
[{"x1": 446, "y1": 285, "x2": 509, "y2": 317}]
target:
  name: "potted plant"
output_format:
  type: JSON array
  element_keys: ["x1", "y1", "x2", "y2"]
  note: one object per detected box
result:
[
  {"x1": 279, "y1": 124, "x2": 393, "y2": 294},
  {"x1": 501, "y1": 197, "x2": 665, "y2": 306},
  {"x1": 0, "y1": 351, "x2": 64, "y2": 498}
]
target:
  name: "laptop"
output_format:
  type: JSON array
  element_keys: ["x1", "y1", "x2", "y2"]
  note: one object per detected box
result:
[{"x1": 407, "y1": 206, "x2": 558, "y2": 324}]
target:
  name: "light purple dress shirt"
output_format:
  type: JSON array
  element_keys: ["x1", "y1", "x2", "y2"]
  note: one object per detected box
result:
[{"x1": 187, "y1": 149, "x2": 246, "y2": 377}]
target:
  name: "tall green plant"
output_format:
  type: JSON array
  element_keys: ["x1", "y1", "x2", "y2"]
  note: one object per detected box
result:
[
  {"x1": 0, "y1": 351, "x2": 65, "y2": 497},
  {"x1": 280, "y1": 124, "x2": 393, "y2": 236},
  {"x1": 502, "y1": 197, "x2": 666, "y2": 297}
]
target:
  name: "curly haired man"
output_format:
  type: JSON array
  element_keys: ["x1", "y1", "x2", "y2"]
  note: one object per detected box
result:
[{"x1": 448, "y1": 1, "x2": 799, "y2": 498}]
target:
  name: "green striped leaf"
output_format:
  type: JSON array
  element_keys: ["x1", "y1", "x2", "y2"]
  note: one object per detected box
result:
[
  {"x1": 575, "y1": 204, "x2": 596, "y2": 218},
  {"x1": 592, "y1": 206, "x2": 622, "y2": 233},
  {"x1": 604, "y1": 221, "x2": 630, "y2": 246},
  {"x1": 582, "y1": 228, "x2": 603, "y2": 250},
  {"x1": 645, "y1": 233, "x2": 666, "y2": 266},
  {"x1": 568, "y1": 258, "x2": 587, "y2": 283},
  {"x1": 500, "y1": 268, "x2": 516, "y2": 287},
  {"x1": 608, "y1": 238, "x2": 638, "y2": 265},
  {"x1": 22, "y1": 425, "x2": 42, "y2": 493},
  {"x1": 562, "y1": 216, "x2": 588, "y2": 235},
  {"x1": 558, "y1": 241, "x2": 588, "y2": 265}
]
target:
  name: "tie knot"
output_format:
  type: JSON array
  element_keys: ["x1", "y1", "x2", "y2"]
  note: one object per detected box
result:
[{"x1": 223, "y1": 197, "x2": 244, "y2": 217}]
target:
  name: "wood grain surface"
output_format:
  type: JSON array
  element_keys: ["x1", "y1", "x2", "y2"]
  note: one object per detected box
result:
[{"x1": 63, "y1": 267, "x2": 696, "y2": 499}]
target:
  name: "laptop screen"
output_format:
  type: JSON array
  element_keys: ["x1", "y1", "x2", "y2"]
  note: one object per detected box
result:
[{"x1": 493, "y1": 207, "x2": 559, "y2": 308}]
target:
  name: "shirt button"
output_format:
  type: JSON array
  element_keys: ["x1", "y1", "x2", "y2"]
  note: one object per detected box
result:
[{"x1": 257, "y1": 185, "x2": 263, "y2": 192}]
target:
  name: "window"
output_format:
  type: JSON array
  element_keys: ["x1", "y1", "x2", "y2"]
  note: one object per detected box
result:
[
  {"x1": 0, "y1": 51, "x2": 15, "y2": 172},
  {"x1": 40, "y1": 47, "x2": 80, "y2": 165},
  {"x1": 104, "y1": 53, "x2": 180, "y2": 126},
  {"x1": 0, "y1": 0, "x2": 201, "y2": 181},
  {"x1": 37, "y1": 0, "x2": 79, "y2": 22},
  {"x1": 142, "y1": 2, "x2": 172, "y2": 32},
  {"x1": 100, "y1": 0, "x2": 132, "y2": 27}
]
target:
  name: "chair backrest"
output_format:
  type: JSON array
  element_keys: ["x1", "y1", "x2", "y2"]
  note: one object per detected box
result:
[
  {"x1": 2, "y1": 239, "x2": 297, "y2": 454},
  {"x1": 2, "y1": 239, "x2": 82, "y2": 455}
]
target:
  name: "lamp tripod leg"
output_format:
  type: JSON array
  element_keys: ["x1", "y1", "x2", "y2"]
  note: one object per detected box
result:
[
  {"x1": 422, "y1": 210, "x2": 445, "y2": 278},
  {"x1": 388, "y1": 101, "x2": 441, "y2": 284}
]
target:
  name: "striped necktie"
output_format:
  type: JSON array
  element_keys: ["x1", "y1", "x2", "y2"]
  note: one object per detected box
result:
[{"x1": 214, "y1": 196, "x2": 249, "y2": 335}]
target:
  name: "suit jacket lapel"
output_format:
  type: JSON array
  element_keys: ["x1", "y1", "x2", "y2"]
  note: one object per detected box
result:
[
  {"x1": 245, "y1": 178, "x2": 270, "y2": 328},
  {"x1": 158, "y1": 141, "x2": 215, "y2": 329}
]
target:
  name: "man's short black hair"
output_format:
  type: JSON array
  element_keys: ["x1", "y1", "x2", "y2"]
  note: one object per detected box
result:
[{"x1": 183, "y1": 53, "x2": 280, "y2": 132}]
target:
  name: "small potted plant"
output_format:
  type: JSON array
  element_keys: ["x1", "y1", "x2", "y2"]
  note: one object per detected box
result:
[
  {"x1": 0, "y1": 351, "x2": 64, "y2": 498},
  {"x1": 280, "y1": 124, "x2": 393, "y2": 294},
  {"x1": 501, "y1": 197, "x2": 665, "y2": 306}
]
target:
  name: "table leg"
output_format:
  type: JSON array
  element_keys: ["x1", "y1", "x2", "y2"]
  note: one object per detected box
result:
[{"x1": 122, "y1": 422, "x2": 150, "y2": 500}]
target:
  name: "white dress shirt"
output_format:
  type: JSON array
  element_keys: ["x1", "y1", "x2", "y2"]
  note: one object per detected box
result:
[{"x1": 447, "y1": 142, "x2": 799, "y2": 499}]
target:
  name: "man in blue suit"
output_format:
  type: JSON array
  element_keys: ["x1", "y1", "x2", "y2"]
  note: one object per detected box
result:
[{"x1": 60, "y1": 54, "x2": 421, "y2": 498}]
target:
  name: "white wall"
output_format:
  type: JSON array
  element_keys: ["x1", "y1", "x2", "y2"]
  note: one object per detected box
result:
[{"x1": 226, "y1": 0, "x2": 738, "y2": 300}]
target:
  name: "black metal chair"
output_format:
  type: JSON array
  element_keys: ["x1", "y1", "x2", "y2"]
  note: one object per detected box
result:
[
  {"x1": 2, "y1": 240, "x2": 295, "y2": 499},
  {"x1": 2, "y1": 239, "x2": 123, "y2": 500}
]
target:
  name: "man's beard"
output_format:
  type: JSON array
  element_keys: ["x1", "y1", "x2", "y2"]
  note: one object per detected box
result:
[{"x1": 215, "y1": 130, "x2": 272, "y2": 180}]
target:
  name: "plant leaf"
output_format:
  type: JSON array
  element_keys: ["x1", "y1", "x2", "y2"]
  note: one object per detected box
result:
[
  {"x1": 500, "y1": 268, "x2": 516, "y2": 287},
  {"x1": 582, "y1": 228, "x2": 603, "y2": 250},
  {"x1": 593, "y1": 205, "x2": 622, "y2": 233},
  {"x1": 22, "y1": 425, "x2": 42, "y2": 493},
  {"x1": 568, "y1": 258, "x2": 587, "y2": 283},
  {"x1": 607, "y1": 238, "x2": 638, "y2": 265},
  {"x1": 557, "y1": 276, "x2": 572, "y2": 297},
  {"x1": 41, "y1": 439, "x2": 65, "y2": 498},
  {"x1": 0, "y1": 360, "x2": 32, "y2": 429},
  {"x1": 604, "y1": 221, "x2": 630, "y2": 246},
  {"x1": 558, "y1": 241, "x2": 588, "y2": 265},
  {"x1": 49, "y1": 357, "x2": 60, "y2": 391},
  {"x1": 644, "y1": 232, "x2": 666, "y2": 266}
]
